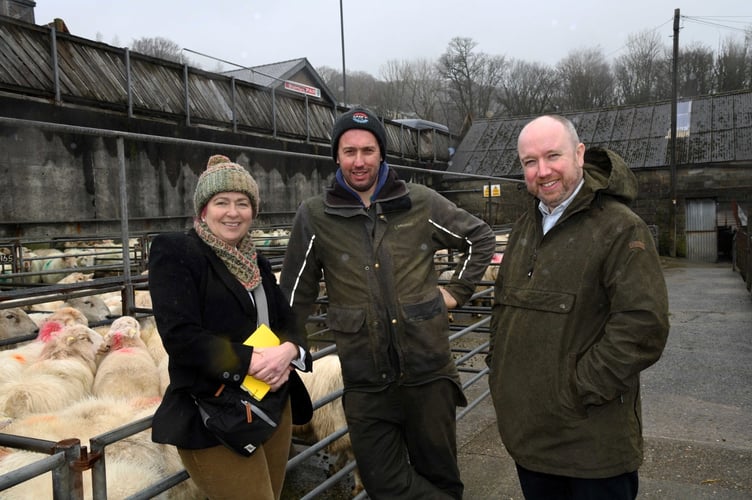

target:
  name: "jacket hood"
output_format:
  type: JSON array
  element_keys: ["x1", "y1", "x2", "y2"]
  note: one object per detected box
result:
[{"x1": 583, "y1": 147, "x2": 637, "y2": 205}]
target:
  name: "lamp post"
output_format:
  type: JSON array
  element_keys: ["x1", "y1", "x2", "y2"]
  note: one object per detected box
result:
[{"x1": 339, "y1": 0, "x2": 347, "y2": 106}]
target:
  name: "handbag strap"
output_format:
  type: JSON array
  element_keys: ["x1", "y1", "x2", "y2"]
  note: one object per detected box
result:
[{"x1": 252, "y1": 284, "x2": 270, "y2": 328}]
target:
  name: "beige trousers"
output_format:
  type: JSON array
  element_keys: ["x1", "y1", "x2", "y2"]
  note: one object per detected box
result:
[{"x1": 178, "y1": 400, "x2": 292, "y2": 500}]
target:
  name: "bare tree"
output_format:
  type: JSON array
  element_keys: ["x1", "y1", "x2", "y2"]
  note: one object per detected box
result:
[
  {"x1": 379, "y1": 58, "x2": 445, "y2": 122},
  {"x1": 714, "y1": 35, "x2": 752, "y2": 92},
  {"x1": 130, "y1": 36, "x2": 185, "y2": 64},
  {"x1": 555, "y1": 47, "x2": 615, "y2": 112},
  {"x1": 675, "y1": 42, "x2": 715, "y2": 97},
  {"x1": 497, "y1": 59, "x2": 558, "y2": 117},
  {"x1": 613, "y1": 30, "x2": 667, "y2": 104},
  {"x1": 437, "y1": 37, "x2": 506, "y2": 128},
  {"x1": 317, "y1": 65, "x2": 345, "y2": 102},
  {"x1": 379, "y1": 60, "x2": 413, "y2": 118}
]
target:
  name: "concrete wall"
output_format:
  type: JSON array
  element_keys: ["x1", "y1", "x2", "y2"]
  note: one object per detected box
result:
[
  {"x1": 0, "y1": 97, "x2": 435, "y2": 239},
  {"x1": 440, "y1": 164, "x2": 752, "y2": 259}
]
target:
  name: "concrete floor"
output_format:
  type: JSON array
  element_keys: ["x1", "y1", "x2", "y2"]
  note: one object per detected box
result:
[{"x1": 283, "y1": 258, "x2": 752, "y2": 499}]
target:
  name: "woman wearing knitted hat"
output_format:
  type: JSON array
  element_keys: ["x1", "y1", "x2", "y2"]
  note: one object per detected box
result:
[{"x1": 148, "y1": 154, "x2": 312, "y2": 499}]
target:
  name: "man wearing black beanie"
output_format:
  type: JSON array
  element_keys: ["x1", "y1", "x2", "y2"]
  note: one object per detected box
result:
[{"x1": 281, "y1": 106, "x2": 496, "y2": 499}]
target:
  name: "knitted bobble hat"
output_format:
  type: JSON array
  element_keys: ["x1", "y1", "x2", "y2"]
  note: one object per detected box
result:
[
  {"x1": 331, "y1": 107, "x2": 386, "y2": 161},
  {"x1": 193, "y1": 154, "x2": 260, "y2": 217}
]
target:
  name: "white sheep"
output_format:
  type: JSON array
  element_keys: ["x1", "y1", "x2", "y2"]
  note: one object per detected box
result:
[
  {"x1": 65, "y1": 295, "x2": 111, "y2": 324},
  {"x1": 93, "y1": 316, "x2": 161, "y2": 399},
  {"x1": 0, "y1": 324, "x2": 101, "y2": 418},
  {"x1": 31, "y1": 249, "x2": 79, "y2": 284},
  {"x1": 294, "y1": 354, "x2": 364, "y2": 496},
  {"x1": 0, "y1": 308, "x2": 38, "y2": 349},
  {"x1": 137, "y1": 315, "x2": 167, "y2": 366},
  {"x1": 62, "y1": 247, "x2": 96, "y2": 268},
  {"x1": 0, "y1": 320, "x2": 65, "y2": 385},
  {"x1": 0, "y1": 396, "x2": 200, "y2": 499},
  {"x1": 28, "y1": 305, "x2": 90, "y2": 330}
]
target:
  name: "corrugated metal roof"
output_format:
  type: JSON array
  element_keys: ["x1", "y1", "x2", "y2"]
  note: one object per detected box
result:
[{"x1": 451, "y1": 92, "x2": 752, "y2": 176}]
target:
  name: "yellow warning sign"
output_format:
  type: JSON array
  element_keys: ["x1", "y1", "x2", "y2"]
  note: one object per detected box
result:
[{"x1": 483, "y1": 184, "x2": 501, "y2": 198}]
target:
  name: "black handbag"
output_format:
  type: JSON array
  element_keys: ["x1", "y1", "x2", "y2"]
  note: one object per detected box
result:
[{"x1": 194, "y1": 382, "x2": 288, "y2": 457}]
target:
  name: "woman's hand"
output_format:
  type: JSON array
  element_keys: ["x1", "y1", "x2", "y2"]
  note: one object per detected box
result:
[{"x1": 249, "y1": 342, "x2": 298, "y2": 391}]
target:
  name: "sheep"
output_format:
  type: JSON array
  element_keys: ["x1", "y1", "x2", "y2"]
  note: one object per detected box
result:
[
  {"x1": 0, "y1": 321, "x2": 64, "y2": 385},
  {"x1": 0, "y1": 308, "x2": 38, "y2": 349},
  {"x1": 0, "y1": 247, "x2": 36, "y2": 285},
  {"x1": 0, "y1": 396, "x2": 201, "y2": 499},
  {"x1": 0, "y1": 324, "x2": 101, "y2": 418},
  {"x1": 93, "y1": 316, "x2": 161, "y2": 399},
  {"x1": 294, "y1": 354, "x2": 364, "y2": 496},
  {"x1": 251, "y1": 228, "x2": 290, "y2": 247},
  {"x1": 98, "y1": 288, "x2": 152, "y2": 317},
  {"x1": 5, "y1": 306, "x2": 90, "y2": 373},
  {"x1": 157, "y1": 355, "x2": 170, "y2": 396},
  {"x1": 31, "y1": 248, "x2": 79, "y2": 284},
  {"x1": 28, "y1": 305, "x2": 90, "y2": 330},
  {"x1": 62, "y1": 247, "x2": 96, "y2": 268},
  {"x1": 65, "y1": 295, "x2": 111, "y2": 324},
  {"x1": 137, "y1": 315, "x2": 167, "y2": 365}
]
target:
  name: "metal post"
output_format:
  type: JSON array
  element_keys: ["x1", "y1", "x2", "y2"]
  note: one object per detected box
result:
[
  {"x1": 272, "y1": 87, "x2": 277, "y2": 138},
  {"x1": 125, "y1": 48, "x2": 133, "y2": 118},
  {"x1": 183, "y1": 64, "x2": 191, "y2": 127},
  {"x1": 231, "y1": 77, "x2": 237, "y2": 133},
  {"x1": 116, "y1": 137, "x2": 134, "y2": 315},
  {"x1": 670, "y1": 8, "x2": 680, "y2": 257},
  {"x1": 339, "y1": 0, "x2": 347, "y2": 106},
  {"x1": 49, "y1": 26, "x2": 60, "y2": 104}
]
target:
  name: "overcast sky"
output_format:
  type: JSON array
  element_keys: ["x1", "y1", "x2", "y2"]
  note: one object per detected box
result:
[{"x1": 33, "y1": 1, "x2": 751, "y2": 77}]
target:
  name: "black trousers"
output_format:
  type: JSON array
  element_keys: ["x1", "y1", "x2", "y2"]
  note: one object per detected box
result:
[
  {"x1": 342, "y1": 379, "x2": 463, "y2": 500},
  {"x1": 516, "y1": 463, "x2": 639, "y2": 500}
]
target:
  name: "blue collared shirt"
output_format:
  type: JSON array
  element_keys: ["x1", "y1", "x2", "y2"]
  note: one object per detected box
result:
[{"x1": 537, "y1": 178, "x2": 585, "y2": 235}]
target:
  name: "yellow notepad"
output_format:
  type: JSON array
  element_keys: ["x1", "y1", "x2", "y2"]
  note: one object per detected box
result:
[{"x1": 241, "y1": 324, "x2": 280, "y2": 400}]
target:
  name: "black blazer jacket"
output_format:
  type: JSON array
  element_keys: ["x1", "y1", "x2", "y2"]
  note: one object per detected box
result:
[{"x1": 148, "y1": 230, "x2": 312, "y2": 449}]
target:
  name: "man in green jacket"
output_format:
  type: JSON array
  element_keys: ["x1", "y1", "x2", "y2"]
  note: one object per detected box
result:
[
  {"x1": 487, "y1": 115, "x2": 669, "y2": 499},
  {"x1": 281, "y1": 107, "x2": 495, "y2": 499}
]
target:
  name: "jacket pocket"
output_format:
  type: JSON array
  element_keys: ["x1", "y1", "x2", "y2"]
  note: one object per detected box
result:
[
  {"x1": 326, "y1": 305, "x2": 376, "y2": 386},
  {"x1": 499, "y1": 287, "x2": 575, "y2": 313},
  {"x1": 400, "y1": 291, "x2": 452, "y2": 376},
  {"x1": 497, "y1": 286, "x2": 582, "y2": 420},
  {"x1": 326, "y1": 305, "x2": 366, "y2": 333}
]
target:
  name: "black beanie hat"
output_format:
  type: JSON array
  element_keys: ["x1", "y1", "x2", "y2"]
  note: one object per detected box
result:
[{"x1": 331, "y1": 107, "x2": 386, "y2": 161}]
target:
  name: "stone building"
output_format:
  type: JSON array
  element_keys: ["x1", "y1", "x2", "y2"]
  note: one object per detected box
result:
[{"x1": 445, "y1": 93, "x2": 752, "y2": 261}]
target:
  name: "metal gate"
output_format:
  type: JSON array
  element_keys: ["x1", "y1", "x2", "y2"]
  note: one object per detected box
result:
[{"x1": 686, "y1": 198, "x2": 717, "y2": 262}]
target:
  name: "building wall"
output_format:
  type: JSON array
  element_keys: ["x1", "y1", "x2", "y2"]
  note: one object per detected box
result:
[
  {"x1": 441, "y1": 165, "x2": 752, "y2": 259},
  {"x1": 0, "y1": 99, "x2": 334, "y2": 239}
]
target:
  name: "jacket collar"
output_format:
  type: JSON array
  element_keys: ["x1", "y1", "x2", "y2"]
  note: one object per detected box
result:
[{"x1": 325, "y1": 164, "x2": 410, "y2": 213}]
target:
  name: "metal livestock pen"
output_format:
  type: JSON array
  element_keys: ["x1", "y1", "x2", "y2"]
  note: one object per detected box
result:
[{"x1": 0, "y1": 119, "x2": 514, "y2": 498}]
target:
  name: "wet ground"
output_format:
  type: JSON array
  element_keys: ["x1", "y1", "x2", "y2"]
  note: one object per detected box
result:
[{"x1": 283, "y1": 258, "x2": 752, "y2": 499}]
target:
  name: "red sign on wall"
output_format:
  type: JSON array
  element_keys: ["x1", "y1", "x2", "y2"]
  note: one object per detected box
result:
[{"x1": 283, "y1": 80, "x2": 321, "y2": 98}]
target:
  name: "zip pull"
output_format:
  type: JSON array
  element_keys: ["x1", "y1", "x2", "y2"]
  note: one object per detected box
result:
[
  {"x1": 527, "y1": 251, "x2": 537, "y2": 278},
  {"x1": 242, "y1": 400, "x2": 253, "y2": 423}
]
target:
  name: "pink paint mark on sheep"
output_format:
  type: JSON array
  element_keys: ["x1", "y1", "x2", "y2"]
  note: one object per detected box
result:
[
  {"x1": 39, "y1": 321, "x2": 64, "y2": 341},
  {"x1": 110, "y1": 333, "x2": 125, "y2": 350}
]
